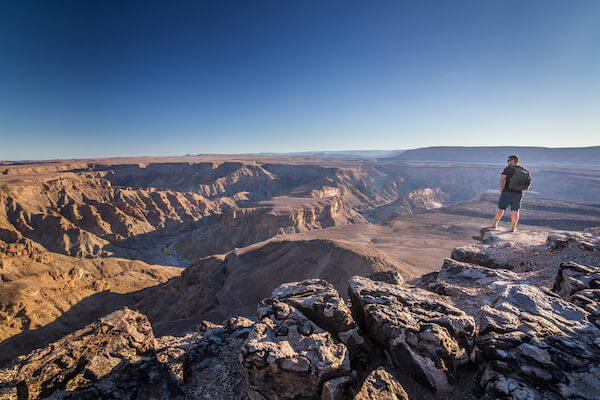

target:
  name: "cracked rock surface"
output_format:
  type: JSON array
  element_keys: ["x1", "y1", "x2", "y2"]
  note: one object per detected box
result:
[
  {"x1": 348, "y1": 275, "x2": 476, "y2": 392},
  {"x1": 240, "y1": 298, "x2": 351, "y2": 399},
  {"x1": 5, "y1": 308, "x2": 184, "y2": 400},
  {"x1": 553, "y1": 262, "x2": 600, "y2": 328},
  {"x1": 354, "y1": 367, "x2": 409, "y2": 400},
  {"x1": 477, "y1": 282, "x2": 600, "y2": 400},
  {"x1": 183, "y1": 317, "x2": 254, "y2": 400},
  {"x1": 428, "y1": 230, "x2": 600, "y2": 400}
]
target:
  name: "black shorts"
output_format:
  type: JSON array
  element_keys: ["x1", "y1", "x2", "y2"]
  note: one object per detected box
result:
[{"x1": 498, "y1": 191, "x2": 522, "y2": 211}]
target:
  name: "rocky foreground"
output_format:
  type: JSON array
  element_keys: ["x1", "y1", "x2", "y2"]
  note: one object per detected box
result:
[{"x1": 1, "y1": 229, "x2": 599, "y2": 400}]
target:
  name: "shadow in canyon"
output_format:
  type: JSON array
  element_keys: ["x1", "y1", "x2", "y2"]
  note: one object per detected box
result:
[{"x1": 0, "y1": 283, "x2": 171, "y2": 366}]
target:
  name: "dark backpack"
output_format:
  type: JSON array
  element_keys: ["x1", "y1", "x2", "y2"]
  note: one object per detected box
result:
[{"x1": 508, "y1": 166, "x2": 532, "y2": 191}]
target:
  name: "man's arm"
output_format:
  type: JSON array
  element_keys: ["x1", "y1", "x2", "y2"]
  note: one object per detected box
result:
[{"x1": 500, "y1": 175, "x2": 507, "y2": 192}]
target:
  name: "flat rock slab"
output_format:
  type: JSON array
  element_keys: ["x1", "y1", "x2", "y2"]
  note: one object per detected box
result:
[
  {"x1": 451, "y1": 230, "x2": 600, "y2": 287},
  {"x1": 424, "y1": 258, "x2": 525, "y2": 319}
]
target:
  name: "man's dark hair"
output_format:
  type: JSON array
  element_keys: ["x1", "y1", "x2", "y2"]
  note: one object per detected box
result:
[{"x1": 508, "y1": 155, "x2": 519, "y2": 163}]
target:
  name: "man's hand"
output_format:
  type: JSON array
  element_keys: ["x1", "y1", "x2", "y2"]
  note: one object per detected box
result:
[{"x1": 500, "y1": 174, "x2": 507, "y2": 192}]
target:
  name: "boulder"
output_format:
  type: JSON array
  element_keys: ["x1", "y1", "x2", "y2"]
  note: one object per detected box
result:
[
  {"x1": 271, "y1": 279, "x2": 355, "y2": 337},
  {"x1": 270, "y1": 279, "x2": 369, "y2": 364},
  {"x1": 348, "y1": 276, "x2": 475, "y2": 392},
  {"x1": 354, "y1": 368, "x2": 409, "y2": 400},
  {"x1": 241, "y1": 298, "x2": 351, "y2": 399}
]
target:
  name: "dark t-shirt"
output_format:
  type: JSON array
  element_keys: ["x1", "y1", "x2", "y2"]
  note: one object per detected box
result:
[{"x1": 502, "y1": 166, "x2": 522, "y2": 193}]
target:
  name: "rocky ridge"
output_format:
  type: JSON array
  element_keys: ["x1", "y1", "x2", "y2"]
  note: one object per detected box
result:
[
  {"x1": 2, "y1": 228, "x2": 598, "y2": 399},
  {"x1": 136, "y1": 238, "x2": 413, "y2": 331},
  {"x1": 0, "y1": 237, "x2": 181, "y2": 364}
]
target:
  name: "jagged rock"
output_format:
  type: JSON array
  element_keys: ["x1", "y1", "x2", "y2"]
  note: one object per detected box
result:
[
  {"x1": 154, "y1": 331, "x2": 204, "y2": 384},
  {"x1": 321, "y1": 376, "x2": 352, "y2": 400},
  {"x1": 272, "y1": 279, "x2": 356, "y2": 336},
  {"x1": 368, "y1": 270, "x2": 404, "y2": 285},
  {"x1": 348, "y1": 276, "x2": 475, "y2": 392},
  {"x1": 477, "y1": 282, "x2": 600, "y2": 400},
  {"x1": 183, "y1": 317, "x2": 254, "y2": 400},
  {"x1": 9, "y1": 308, "x2": 184, "y2": 400},
  {"x1": 547, "y1": 231, "x2": 600, "y2": 252},
  {"x1": 570, "y1": 289, "x2": 600, "y2": 327},
  {"x1": 553, "y1": 262, "x2": 600, "y2": 328},
  {"x1": 271, "y1": 279, "x2": 374, "y2": 375},
  {"x1": 354, "y1": 368, "x2": 409, "y2": 400},
  {"x1": 553, "y1": 262, "x2": 600, "y2": 298},
  {"x1": 241, "y1": 298, "x2": 351, "y2": 399},
  {"x1": 424, "y1": 258, "x2": 523, "y2": 318}
]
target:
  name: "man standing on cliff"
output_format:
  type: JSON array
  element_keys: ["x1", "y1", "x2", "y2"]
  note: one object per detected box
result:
[{"x1": 491, "y1": 155, "x2": 531, "y2": 232}]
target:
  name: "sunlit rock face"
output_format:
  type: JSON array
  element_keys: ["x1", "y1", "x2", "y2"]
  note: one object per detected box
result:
[
  {"x1": 426, "y1": 229, "x2": 600, "y2": 400},
  {"x1": 348, "y1": 275, "x2": 476, "y2": 392},
  {"x1": 8, "y1": 308, "x2": 184, "y2": 400}
]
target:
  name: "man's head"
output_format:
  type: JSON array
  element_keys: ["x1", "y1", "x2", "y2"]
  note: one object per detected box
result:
[{"x1": 507, "y1": 155, "x2": 519, "y2": 166}]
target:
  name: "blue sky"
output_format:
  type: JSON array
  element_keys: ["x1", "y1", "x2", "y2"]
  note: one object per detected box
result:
[{"x1": 1, "y1": 1, "x2": 599, "y2": 160}]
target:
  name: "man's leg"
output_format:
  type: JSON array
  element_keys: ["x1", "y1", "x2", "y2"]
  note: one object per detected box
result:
[
  {"x1": 510, "y1": 210, "x2": 519, "y2": 232},
  {"x1": 492, "y1": 209, "x2": 504, "y2": 228}
]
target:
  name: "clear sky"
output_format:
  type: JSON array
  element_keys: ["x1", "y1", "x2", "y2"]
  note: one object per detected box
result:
[{"x1": 1, "y1": 1, "x2": 599, "y2": 160}]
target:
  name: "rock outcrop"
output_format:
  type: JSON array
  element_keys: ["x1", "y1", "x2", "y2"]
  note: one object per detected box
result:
[
  {"x1": 183, "y1": 317, "x2": 254, "y2": 400},
  {"x1": 241, "y1": 298, "x2": 351, "y2": 399},
  {"x1": 354, "y1": 368, "x2": 409, "y2": 400},
  {"x1": 477, "y1": 282, "x2": 600, "y2": 400},
  {"x1": 553, "y1": 261, "x2": 600, "y2": 328},
  {"x1": 4, "y1": 308, "x2": 184, "y2": 400},
  {"x1": 427, "y1": 229, "x2": 600, "y2": 400},
  {"x1": 348, "y1": 276, "x2": 476, "y2": 392},
  {"x1": 270, "y1": 279, "x2": 356, "y2": 338}
]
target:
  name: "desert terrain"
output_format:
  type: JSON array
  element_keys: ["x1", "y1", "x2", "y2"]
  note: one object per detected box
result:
[{"x1": 1, "y1": 147, "x2": 600, "y2": 399}]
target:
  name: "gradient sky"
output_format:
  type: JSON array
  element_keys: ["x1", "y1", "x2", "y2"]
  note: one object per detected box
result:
[{"x1": 1, "y1": 1, "x2": 599, "y2": 160}]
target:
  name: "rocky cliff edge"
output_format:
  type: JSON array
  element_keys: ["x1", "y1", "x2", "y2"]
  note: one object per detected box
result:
[{"x1": 1, "y1": 228, "x2": 599, "y2": 400}]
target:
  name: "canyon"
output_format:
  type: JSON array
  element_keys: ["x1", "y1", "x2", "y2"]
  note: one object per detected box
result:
[{"x1": 1, "y1": 148, "x2": 599, "y2": 399}]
